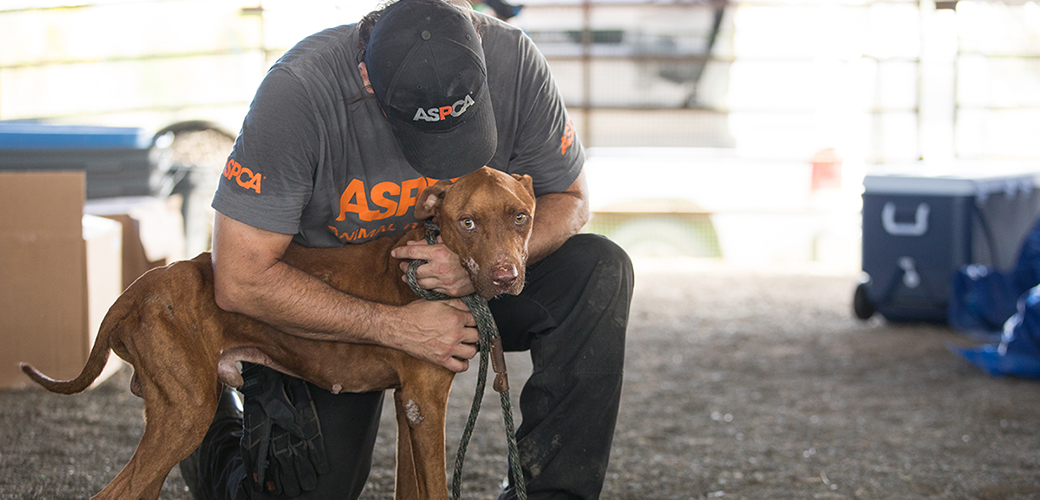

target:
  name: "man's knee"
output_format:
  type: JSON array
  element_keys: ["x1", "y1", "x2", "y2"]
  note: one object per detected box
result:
[
  {"x1": 542, "y1": 234, "x2": 632, "y2": 362},
  {"x1": 550, "y1": 233, "x2": 634, "y2": 291},
  {"x1": 527, "y1": 234, "x2": 634, "y2": 316}
]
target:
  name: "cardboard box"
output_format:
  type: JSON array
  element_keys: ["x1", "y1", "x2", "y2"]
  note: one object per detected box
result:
[
  {"x1": 85, "y1": 195, "x2": 185, "y2": 290},
  {"x1": 1, "y1": 171, "x2": 124, "y2": 390}
]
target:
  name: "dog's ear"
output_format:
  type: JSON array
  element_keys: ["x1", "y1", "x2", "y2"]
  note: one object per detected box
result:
[
  {"x1": 511, "y1": 174, "x2": 535, "y2": 199},
  {"x1": 415, "y1": 180, "x2": 453, "y2": 220}
]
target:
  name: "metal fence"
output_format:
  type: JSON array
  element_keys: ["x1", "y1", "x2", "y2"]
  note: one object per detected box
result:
[{"x1": 508, "y1": 0, "x2": 1040, "y2": 163}]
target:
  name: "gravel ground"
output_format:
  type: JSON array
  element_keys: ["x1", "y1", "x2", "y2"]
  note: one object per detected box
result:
[{"x1": 2, "y1": 259, "x2": 1039, "y2": 499}]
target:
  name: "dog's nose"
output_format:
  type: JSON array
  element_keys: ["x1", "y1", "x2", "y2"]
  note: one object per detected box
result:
[{"x1": 491, "y1": 264, "x2": 518, "y2": 288}]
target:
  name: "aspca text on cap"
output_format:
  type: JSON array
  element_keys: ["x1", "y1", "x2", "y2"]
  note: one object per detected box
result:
[{"x1": 412, "y1": 94, "x2": 476, "y2": 122}]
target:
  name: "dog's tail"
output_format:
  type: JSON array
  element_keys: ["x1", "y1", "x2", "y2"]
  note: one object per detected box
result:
[{"x1": 19, "y1": 285, "x2": 134, "y2": 395}]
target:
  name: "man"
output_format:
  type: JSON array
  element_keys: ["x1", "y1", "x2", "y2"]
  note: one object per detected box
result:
[{"x1": 182, "y1": 0, "x2": 633, "y2": 499}]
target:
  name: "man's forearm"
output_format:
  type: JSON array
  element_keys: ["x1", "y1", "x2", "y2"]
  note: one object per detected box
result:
[
  {"x1": 216, "y1": 256, "x2": 395, "y2": 345},
  {"x1": 215, "y1": 257, "x2": 479, "y2": 372},
  {"x1": 210, "y1": 211, "x2": 478, "y2": 372},
  {"x1": 528, "y1": 170, "x2": 591, "y2": 263}
]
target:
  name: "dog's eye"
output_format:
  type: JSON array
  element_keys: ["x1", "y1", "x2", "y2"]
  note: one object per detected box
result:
[
  {"x1": 515, "y1": 213, "x2": 528, "y2": 225},
  {"x1": 460, "y1": 218, "x2": 475, "y2": 230}
]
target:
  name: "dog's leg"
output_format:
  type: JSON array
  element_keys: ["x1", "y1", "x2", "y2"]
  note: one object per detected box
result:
[
  {"x1": 92, "y1": 373, "x2": 221, "y2": 500},
  {"x1": 391, "y1": 367, "x2": 454, "y2": 500},
  {"x1": 137, "y1": 473, "x2": 168, "y2": 500},
  {"x1": 393, "y1": 389, "x2": 422, "y2": 500}
]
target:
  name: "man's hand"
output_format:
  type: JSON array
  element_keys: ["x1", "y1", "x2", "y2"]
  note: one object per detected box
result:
[
  {"x1": 390, "y1": 299, "x2": 479, "y2": 373},
  {"x1": 388, "y1": 238, "x2": 479, "y2": 373},
  {"x1": 391, "y1": 237, "x2": 476, "y2": 297}
]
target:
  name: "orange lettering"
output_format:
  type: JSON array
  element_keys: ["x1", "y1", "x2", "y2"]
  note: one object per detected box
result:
[
  {"x1": 223, "y1": 158, "x2": 242, "y2": 179},
  {"x1": 331, "y1": 221, "x2": 403, "y2": 242},
  {"x1": 439, "y1": 106, "x2": 453, "y2": 120},
  {"x1": 336, "y1": 179, "x2": 379, "y2": 222},
  {"x1": 369, "y1": 181, "x2": 401, "y2": 220},
  {"x1": 335, "y1": 176, "x2": 435, "y2": 222},
  {"x1": 396, "y1": 177, "x2": 429, "y2": 216},
  {"x1": 223, "y1": 159, "x2": 261, "y2": 193},
  {"x1": 237, "y1": 167, "x2": 262, "y2": 194},
  {"x1": 561, "y1": 119, "x2": 575, "y2": 156}
]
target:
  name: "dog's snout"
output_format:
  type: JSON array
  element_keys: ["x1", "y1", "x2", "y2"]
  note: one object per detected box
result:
[{"x1": 491, "y1": 263, "x2": 518, "y2": 288}]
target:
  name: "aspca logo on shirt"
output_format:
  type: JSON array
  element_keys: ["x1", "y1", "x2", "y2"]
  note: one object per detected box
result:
[
  {"x1": 560, "y1": 119, "x2": 576, "y2": 156},
  {"x1": 223, "y1": 158, "x2": 263, "y2": 194},
  {"x1": 413, "y1": 94, "x2": 476, "y2": 123},
  {"x1": 335, "y1": 176, "x2": 438, "y2": 223}
]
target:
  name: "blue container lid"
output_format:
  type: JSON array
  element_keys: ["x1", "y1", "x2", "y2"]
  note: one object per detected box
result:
[{"x1": 0, "y1": 121, "x2": 152, "y2": 150}]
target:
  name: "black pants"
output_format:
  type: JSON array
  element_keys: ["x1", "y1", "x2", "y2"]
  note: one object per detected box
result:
[{"x1": 194, "y1": 234, "x2": 633, "y2": 500}]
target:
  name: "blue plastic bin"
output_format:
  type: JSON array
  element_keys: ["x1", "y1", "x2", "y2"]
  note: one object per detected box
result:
[
  {"x1": 0, "y1": 122, "x2": 157, "y2": 199},
  {"x1": 0, "y1": 122, "x2": 151, "y2": 150}
]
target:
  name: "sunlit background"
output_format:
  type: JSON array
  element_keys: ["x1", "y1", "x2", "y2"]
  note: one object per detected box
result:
[{"x1": 3, "y1": 0, "x2": 1040, "y2": 270}]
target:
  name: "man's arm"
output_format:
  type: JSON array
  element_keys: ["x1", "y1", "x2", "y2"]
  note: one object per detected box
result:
[
  {"x1": 210, "y1": 212, "x2": 479, "y2": 372},
  {"x1": 527, "y1": 168, "x2": 590, "y2": 263}
]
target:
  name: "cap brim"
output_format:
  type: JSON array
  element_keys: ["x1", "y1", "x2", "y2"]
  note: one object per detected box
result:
[{"x1": 386, "y1": 82, "x2": 497, "y2": 179}]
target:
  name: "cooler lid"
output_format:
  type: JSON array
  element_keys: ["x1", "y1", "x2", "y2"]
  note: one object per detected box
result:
[{"x1": 863, "y1": 162, "x2": 1040, "y2": 199}]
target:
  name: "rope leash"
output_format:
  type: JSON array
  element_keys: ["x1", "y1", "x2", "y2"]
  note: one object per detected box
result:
[{"x1": 405, "y1": 220, "x2": 527, "y2": 500}]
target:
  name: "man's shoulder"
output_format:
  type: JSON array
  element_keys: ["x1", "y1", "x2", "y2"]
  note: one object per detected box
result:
[
  {"x1": 260, "y1": 24, "x2": 365, "y2": 107},
  {"x1": 274, "y1": 24, "x2": 360, "y2": 75},
  {"x1": 473, "y1": 10, "x2": 523, "y2": 36},
  {"x1": 473, "y1": 11, "x2": 528, "y2": 55}
]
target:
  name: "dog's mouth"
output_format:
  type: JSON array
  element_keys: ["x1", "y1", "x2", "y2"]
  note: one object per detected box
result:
[
  {"x1": 475, "y1": 278, "x2": 525, "y2": 299},
  {"x1": 464, "y1": 257, "x2": 526, "y2": 299}
]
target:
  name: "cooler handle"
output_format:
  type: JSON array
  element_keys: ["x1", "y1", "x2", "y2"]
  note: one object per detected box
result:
[{"x1": 882, "y1": 202, "x2": 929, "y2": 236}]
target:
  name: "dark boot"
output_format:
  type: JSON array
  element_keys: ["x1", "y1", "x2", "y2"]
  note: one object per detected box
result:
[{"x1": 179, "y1": 386, "x2": 244, "y2": 500}]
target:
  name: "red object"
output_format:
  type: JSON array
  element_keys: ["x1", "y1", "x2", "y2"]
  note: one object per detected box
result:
[{"x1": 811, "y1": 148, "x2": 843, "y2": 191}]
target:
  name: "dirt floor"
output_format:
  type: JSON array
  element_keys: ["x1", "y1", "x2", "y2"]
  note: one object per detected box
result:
[{"x1": 2, "y1": 259, "x2": 1039, "y2": 499}]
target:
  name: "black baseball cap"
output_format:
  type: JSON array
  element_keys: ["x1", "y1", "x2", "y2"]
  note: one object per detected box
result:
[{"x1": 364, "y1": 0, "x2": 497, "y2": 179}]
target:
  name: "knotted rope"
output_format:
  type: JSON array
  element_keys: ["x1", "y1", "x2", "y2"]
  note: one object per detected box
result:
[{"x1": 405, "y1": 220, "x2": 527, "y2": 500}]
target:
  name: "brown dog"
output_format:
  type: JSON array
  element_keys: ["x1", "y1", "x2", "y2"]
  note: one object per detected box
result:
[{"x1": 19, "y1": 166, "x2": 537, "y2": 500}]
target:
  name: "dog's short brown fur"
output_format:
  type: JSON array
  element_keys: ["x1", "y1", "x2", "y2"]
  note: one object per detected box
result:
[{"x1": 20, "y1": 167, "x2": 537, "y2": 500}]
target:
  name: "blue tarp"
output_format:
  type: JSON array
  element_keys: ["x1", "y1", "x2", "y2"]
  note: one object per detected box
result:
[
  {"x1": 0, "y1": 121, "x2": 151, "y2": 150},
  {"x1": 949, "y1": 216, "x2": 1040, "y2": 379}
]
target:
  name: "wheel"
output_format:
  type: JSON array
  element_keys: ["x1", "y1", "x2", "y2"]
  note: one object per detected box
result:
[
  {"x1": 853, "y1": 279, "x2": 875, "y2": 320},
  {"x1": 604, "y1": 215, "x2": 721, "y2": 258},
  {"x1": 152, "y1": 122, "x2": 236, "y2": 256}
]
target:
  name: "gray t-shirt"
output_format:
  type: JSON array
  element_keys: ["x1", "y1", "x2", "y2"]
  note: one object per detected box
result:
[{"x1": 213, "y1": 12, "x2": 584, "y2": 248}]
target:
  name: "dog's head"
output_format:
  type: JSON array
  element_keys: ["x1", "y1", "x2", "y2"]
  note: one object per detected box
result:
[{"x1": 415, "y1": 167, "x2": 536, "y2": 299}]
